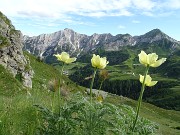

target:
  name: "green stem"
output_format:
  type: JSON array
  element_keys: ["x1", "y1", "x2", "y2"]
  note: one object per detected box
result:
[
  {"x1": 89, "y1": 68, "x2": 97, "y2": 135},
  {"x1": 132, "y1": 66, "x2": 149, "y2": 132},
  {"x1": 51, "y1": 92, "x2": 55, "y2": 113},
  {"x1": 90, "y1": 68, "x2": 97, "y2": 104},
  {"x1": 99, "y1": 79, "x2": 104, "y2": 91},
  {"x1": 58, "y1": 63, "x2": 65, "y2": 132}
]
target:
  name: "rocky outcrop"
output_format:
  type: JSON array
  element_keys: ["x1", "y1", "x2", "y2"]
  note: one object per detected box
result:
[
  {"x1": 23, "y1": 28, "x2": 180, "y2": 61},
  {"x1": 0, "y1": 12, "x2": 33, "y2": 88},
  {"x1": 23, "y1": 29, "x2": 137, "y2": 59},
  {"x1": 23, "y1": 29, "x2": 136, "y2": 57}
]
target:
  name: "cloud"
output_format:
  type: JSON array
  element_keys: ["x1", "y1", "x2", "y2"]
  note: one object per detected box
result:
[
  {"x1": 1, "y1": 0, "x2": 180, "y2": 32},
  {"x1": 0, "y1": 0, "x2": 134, "y2": 18},
  {"x1": 132, "y1": 20, "x2": 141, "y2": 23},
  {"x1": 142, "y1": 11, "x2": 154, "y2": 17},
  {"x1": 132, "y1": 0, "x2": 156, "y2": 10},
  {"x1": 17, "y1": 11, "x2": 55, "y2": 18},
  {"x1": 118, "y1": 25, "x2": 126, "y2": 29},
  {"x1": 1, "y1": 0, "x2": 180, "y2": 20},
  {"x1": 160, "y1": 0, "x2": 180, "y2": 9}
]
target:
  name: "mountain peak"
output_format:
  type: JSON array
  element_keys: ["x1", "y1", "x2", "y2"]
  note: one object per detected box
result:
[
  {"x1": 63, "y1": 28, "x2": 75, "y2": 32},
  {"x1": 144, "y1": 28, "x2": 164, "y2": 37},
  {"x1": 150, "y1": 28, "x2": 162, "y2": 33}
]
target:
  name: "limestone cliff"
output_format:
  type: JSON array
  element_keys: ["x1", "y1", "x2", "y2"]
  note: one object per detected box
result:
[
  {"x1": 0, "y1": 12, "x2": 33, "y2": 88},
  {"x1": 23, "y1": 28, "x2": 180, "y2": 62}
]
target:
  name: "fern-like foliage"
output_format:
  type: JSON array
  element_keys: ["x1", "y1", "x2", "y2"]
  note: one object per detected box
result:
[{"x1": 34, "y1": 92, "x2": 158, "y2": 135}]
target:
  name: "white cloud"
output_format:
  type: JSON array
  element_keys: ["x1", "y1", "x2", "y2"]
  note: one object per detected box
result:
[
  {"x1": 118, "y1": 25, "x2": 126, "y2": 29},
  {"x1": 132, "y1": 0, "x2": 156, "y2": 10},
  {"x1": 0, "y1": 0, "x2": 134, "y2": 18},
  {"x1": 1, "y1": 0, "x2": 180, "y2": 29},
  {"x1": 142, "y1": 11, "x2": 154, "y2": 17},
  {"x1": 1, "y1": 0, "x2": 180, "y2": 19},
  {"x1": 132, "y1": 20, "x2": 141, "y2": 23},
  {"x1": 160, "y1": 0, "x2": 180, "y2": 9}
]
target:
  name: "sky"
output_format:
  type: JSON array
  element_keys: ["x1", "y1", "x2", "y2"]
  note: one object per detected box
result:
[{"x1": 0, "y1": 0, "x2": 180, "y2": 41}]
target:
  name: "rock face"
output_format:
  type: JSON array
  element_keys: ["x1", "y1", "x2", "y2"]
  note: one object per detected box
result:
[
  {"x1": 23, "y1": 28, "x2": 180, "y2": 61},
  {"x1": 0, "y1": 12, "x2": 33, "y2": 88}
]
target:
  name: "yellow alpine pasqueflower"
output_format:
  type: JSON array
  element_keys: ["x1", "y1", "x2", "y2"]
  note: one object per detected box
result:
[
  {"x1": 91, "y1": 54, "x2": 109, "y2": 69},
  {"x1": 54, "y1": 52, "x2": 76, "y2": 64},
  {"x1": 139, "y1": 74, "x2": 158, "y2": 87},
  {"x1": 96, "y1": 94, "x2": 103, "y2": 103},
  {"x1": 138, "y1": 50, "x2": 166, "y2": 67}
]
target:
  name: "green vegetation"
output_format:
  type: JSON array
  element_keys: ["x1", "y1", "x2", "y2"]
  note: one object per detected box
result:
[
  {"x1": 0, "y1": 11, "x2": 15, "y2": 29},
  {"x1": 0, "y1": 11, "x2": 13, "y2": 28},
  {"x1": 0, "y1": 35, "x2": 10, "y2": 48},
  {"x1": 0, "y1": 52, "x2": 180, "y2": 134},
  {"x1": 69, "y1": 45, "x2": 180, "y2": 111},
  {"x1": 0, "y1": 11, "x2": 19, "y2": 49}
]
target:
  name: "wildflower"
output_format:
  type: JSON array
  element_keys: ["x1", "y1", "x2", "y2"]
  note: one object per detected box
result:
[
  {"x1": 133, "y1": 51, "x2": 166, "y2": 132},
  {"x1": 91, "y1": 54, "x2": 109, "y2": 69},
  {"x1": 54, "y1": 52, "x2": 76, "y2": 64},
  {"x1": 138, "y1": 50, "x2": 166, "y2": 67},
  {"x1": 139, "y1": 74, "x2": 158, "y2": 87},
  {"x1": 99, "y1": 69, "x2": 109, "y2": 81},
  {"x1": 99, "y1": 69, "x2": 109, "y2": 91},
  {"x1": 96, "y1": 92, "x2": 103, "y2": 103},
  {"x1": 48, "y1": 78, "x2": 59, "y2": 92}
]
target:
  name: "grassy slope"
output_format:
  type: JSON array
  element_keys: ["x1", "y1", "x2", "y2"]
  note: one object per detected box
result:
[
  {"x1": 0, "y1": 52, "x2": 85, "y2": 134},
  {"x1": 106, "y1": 94, "x2": 180, "y2": 135},
  {"x1": 0, "y1": 52, "x2": 180, "y2": 134},
  {"x1": 68, "y1": 47, "x2": 180, "y2": 110}
]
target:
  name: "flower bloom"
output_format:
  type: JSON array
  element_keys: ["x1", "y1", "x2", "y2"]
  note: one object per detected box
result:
[
  {"x1": 138, "y1": 50, "x2": 166, "y2": 67},
  {"x1": 54, "y1": 52, "x2": 76, "y2": 64},
  {"x1": 139, "y1": 74, "x2": 158, "y2": 87},
  {"x1": 91, "y1": 54, "x2": 109, "y2": 69},
  {"x1": 99, "y1": 69, "x2": 109, "y2": 80},
  {"x1": 96, "y1": 94, "x2": 103, "y2": 103}
]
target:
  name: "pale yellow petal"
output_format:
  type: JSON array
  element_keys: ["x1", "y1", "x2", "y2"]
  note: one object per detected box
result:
[
  {"x1": 139, "y1": 74, "x2": 157, "y2": 87},
  {"x1": 147, "y1": 53, "x2": 158, "y2": 65},
  {"x1": 91, "y1": 54, "x2": 97, "y2": 67},
  {"x1": 147, "y1": 81, "x2": 158, "y2": 87},
  {"x1": 54, "y1": 54, "x2": 62, "y2": 61},
  {"x1": 91, "y1": 54, "x2": 108, "y2": 69},
  {"x1": 139, "y1": 74, "x2": 144, "y2": 83},
  {"x1": 91, "y1": 54, "x2": 97, "y2": 68},
  {"x1": 53, "y1": 52, "x2": 76, "y2": 64},
  {"x1": 91, "y1": 54, "x2": 101, "y2": 68},
  {"x1": 146, "y1": 75, "x2": 152, "y2": 84},
  {"x1": 150, "y1": 58, "x2": 166, "y2": 67},
  {"x1": 61, "y1": 52, "x2": 70, "y2": 62},
  {"x1": 99, "y1": 57, "x2": 107, "y2": 69},
  {"x1": 65, "y1": 57, "x2": 76, "y2": 64},
  {"x1": 138, "y1": 51, "x2": 148, "y2": 66}
]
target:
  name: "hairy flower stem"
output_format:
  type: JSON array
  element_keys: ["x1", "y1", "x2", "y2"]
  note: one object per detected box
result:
[
  {"x1": 58, "y1": 63, "x2": 65, "y2": 132},
  {"x1": 132, "y1": 66, "x2": 149, "y2": 132},
  {"x1": 51, "y1": 92, "x2": 55, "y2": 113},
  {"x1": 89, "y1": 68, "x2": 97, "y2": 135},
  {"x1": 90, "y1": 68, "x2": 97, "y2": 104},
  {"x1": 99, "y1": 79, "x2": 104, "y2": 91}
]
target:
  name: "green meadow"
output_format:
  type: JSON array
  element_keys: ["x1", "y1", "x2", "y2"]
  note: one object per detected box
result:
[{"x1": 0, "y1": 52, "x2": 180, "y2": 134}]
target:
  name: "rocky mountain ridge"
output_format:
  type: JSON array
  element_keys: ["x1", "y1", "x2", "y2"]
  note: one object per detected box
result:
[
  {"x1": 0, "y1": 12, "x2": 33, "y2": 88},
  {"x1": 23, "y1": 28, "x2": 180, "y2": 61}
]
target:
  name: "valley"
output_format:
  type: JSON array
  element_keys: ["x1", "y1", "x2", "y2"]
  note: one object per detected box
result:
[{"x1": 0, "y1": 11, "x2": 180, "y2": 134}]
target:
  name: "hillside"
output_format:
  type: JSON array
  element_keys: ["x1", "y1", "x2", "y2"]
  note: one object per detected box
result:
[
  {"x1": 23, "y1": 28, "x2": 180, "y2": 60},
  {"x1": 64, "y1": 45, "x2": 180, "y2": 110},
  {"x1": 0, "y1": 11, "x2": 180, "y2": 134},
  {"x1": 0, "y1": 11, "x2": 33, "y2": 88},
  {"x1": 0, "y1": 52, "x2": 180, "y2": 134},
  {"x1": 23, "y1": 28, "x2": 180, "y2": 110}
]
